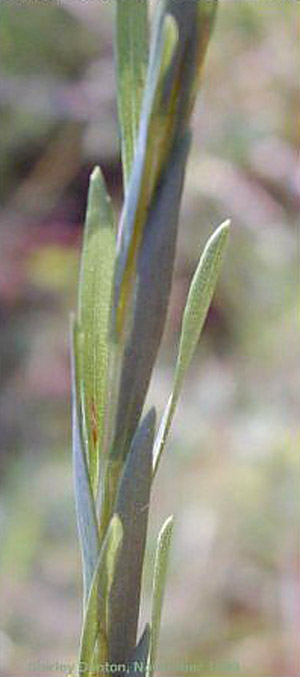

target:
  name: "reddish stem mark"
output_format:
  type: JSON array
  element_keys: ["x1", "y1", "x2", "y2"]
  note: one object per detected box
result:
[{"x1": 90, "y1": 400, "x2": 98, "y2": 447}]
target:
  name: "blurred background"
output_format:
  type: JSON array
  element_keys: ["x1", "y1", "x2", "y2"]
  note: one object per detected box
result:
[{"x1": 0, "y1": 1, "x2": 298, "y2": 676}]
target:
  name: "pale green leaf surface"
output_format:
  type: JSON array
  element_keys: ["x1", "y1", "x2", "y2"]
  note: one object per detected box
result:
[
  {"x1": 114, "y1": 0, "x2": 218, "y2": 336},
  {"x1": 112, "y1": 133, "x2": 190, "y2": 460},
  {"x1": 153, "y1": 220, "x2": 230, "y2": 475},
  {"x1": 108, "y1": 409, "x2": 155, "y2": 664},
  {"x1": 70, "y1": 317, "x2": 100, "y2": 607},
  {"x1": 173, "y1": 219, "x2": 230, "y2": 394},
  {"x1": 114, "y1": 11, "x2": 179, "y2": 339},
  {"x1": 148, "y1": 516, "x2": 174, "y2": 677},
  {"x1": 79, "y1": 514, "x2": 123, "y2": 677},
  {"x1": 116, "y1": 0, "x2": 148, "y2": 190},
  {"x1": 78, "y1": 167, "x2": 116, "y2": 492}
]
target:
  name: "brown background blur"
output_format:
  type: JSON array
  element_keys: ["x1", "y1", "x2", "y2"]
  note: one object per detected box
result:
[{"x1": 0, "y1": 2, "x2": 298, "y2": 676}]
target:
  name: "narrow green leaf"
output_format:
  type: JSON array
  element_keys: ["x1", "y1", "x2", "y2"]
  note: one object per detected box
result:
[
  {"x1": 153, "y1": 220, "x2": 230, "y2": 475},
  {"x1": 148, "y1": 516, "x2": 174, "y2": 677},
  {"x1": 108, "y1": 409, "x2": 155, "y2": 665},
  {"x1": 174, "y1": 219, "x2": 230, "y2": 394},
  {"x1": 111, "y1": 133, "x2": 190, "y2": 459},
  {"x1": 79, "y1": 514, "x2": 123, "y2": 677},
  {"x1": 114, "y1": 10, "x2": 179, "y2": 340},
  {"x1": 70, "y1": 317, "x2": 100, "y2": 607},
  {"x1": 116, "y1": 0, "x2": 149, "y2": 190},
  {"x1": 77, "y1": 166, "x2": 116, "y2": 493},
  {"x1": 114, "y1": 0, "x2": 218, "y2": 338}
]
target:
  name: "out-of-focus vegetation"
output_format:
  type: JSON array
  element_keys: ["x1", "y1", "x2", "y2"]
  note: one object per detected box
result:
[{"x1": 0, "y1": 2, "x2": 298, "y2": 677}]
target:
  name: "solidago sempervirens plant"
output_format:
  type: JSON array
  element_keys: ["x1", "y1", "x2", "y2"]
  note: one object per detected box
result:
[{"x1": 70, "y1": 1, "x2": 230, "y2": 676}]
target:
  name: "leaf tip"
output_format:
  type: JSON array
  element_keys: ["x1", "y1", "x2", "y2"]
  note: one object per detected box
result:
[
  {"x1": 90, "y1": 165, "x2": 101, "y2": 183},
  {"x1": 159, "y1": 515, "x2": 174, "y2": 542},
  {"x1": 88, "y1": 165, "x2": 110, "y2": 208},
  {"x1": 205, "y1": 218, "x2": 230, "y2": 259},
  {"x1": 215, "y1": 217, "x2": 231, "y2": 239}
]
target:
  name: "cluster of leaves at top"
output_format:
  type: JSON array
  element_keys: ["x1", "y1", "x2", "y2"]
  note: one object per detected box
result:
[{"x1": 70, "y1": 1, "x2": 229, "y2": 676}]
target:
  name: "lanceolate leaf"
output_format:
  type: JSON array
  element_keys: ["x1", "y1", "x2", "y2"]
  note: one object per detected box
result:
[
  {"x1": 70, "y1": 318, "x2": 99, "y2": 607},
  {"x1": 153, "y1": 220, "x2": 230, "y2": 475},
  {"x1": 148, "y1": 517, "x2": 174, "y2": 677},
  {"x1": 108, "y1": 409, "x2": 155, "y2": 664},
  {"x1": 116, "y1": 0, "x2": 149, "y2": 190},
  {"x1": 174, "y1": 220, "x2": 230, "y2": 394},
  {"x1": 77, "y1": 167, "x2": 116, "y2": 492},
  {"x1": 79, "y1": 514, "x2": 123, "y2": 677},
  {"x1": 111, "y1": 134, "x2": 191, "y2": 459},
  {"x1": 114, "y1": 1, "x2": 218, "y2": 338},
  {"x1": 114, "y1": 9, "x2": 179, "y2": 339}
]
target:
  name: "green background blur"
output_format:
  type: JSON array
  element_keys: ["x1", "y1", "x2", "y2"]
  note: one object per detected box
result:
[{"x1": 0, "y1": 2, "x2": 298, "y2": 676}]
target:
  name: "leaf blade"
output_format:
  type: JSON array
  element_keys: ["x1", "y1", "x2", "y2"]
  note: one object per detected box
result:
[
  {"x1": 79, "y1": 514, "x2": 123, "y2": 677},
  {"x1": 114, "y1": 0, "x2": 218, "y2": 338},
  {"x1": 153, "y1": 220, "x2": 230, "y2": 475},
  {"x1": 78, "y1": 166, "x2": 116, "y2": 492},
  {"x1": 148, "y1": 516, "x2": 174, "y2": 677},
  {"x1": 114, "y1": 10, "x2": 179, "y2": 339},
  {"x1": 174, "y1": 219, "x2": 230, "y2": 394},
  {"x1": 108, "y1": 409, "x2": 155, "y2": 664},
  {"x1": 70, "y1": 317, "x2": 100, "y2": 607},
  {"x1": 116, "y1": 0, "x2": 148, "y2": 190},
  {"x1": 111, "y1": 133, "x2": 190, "y2": 459}
]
